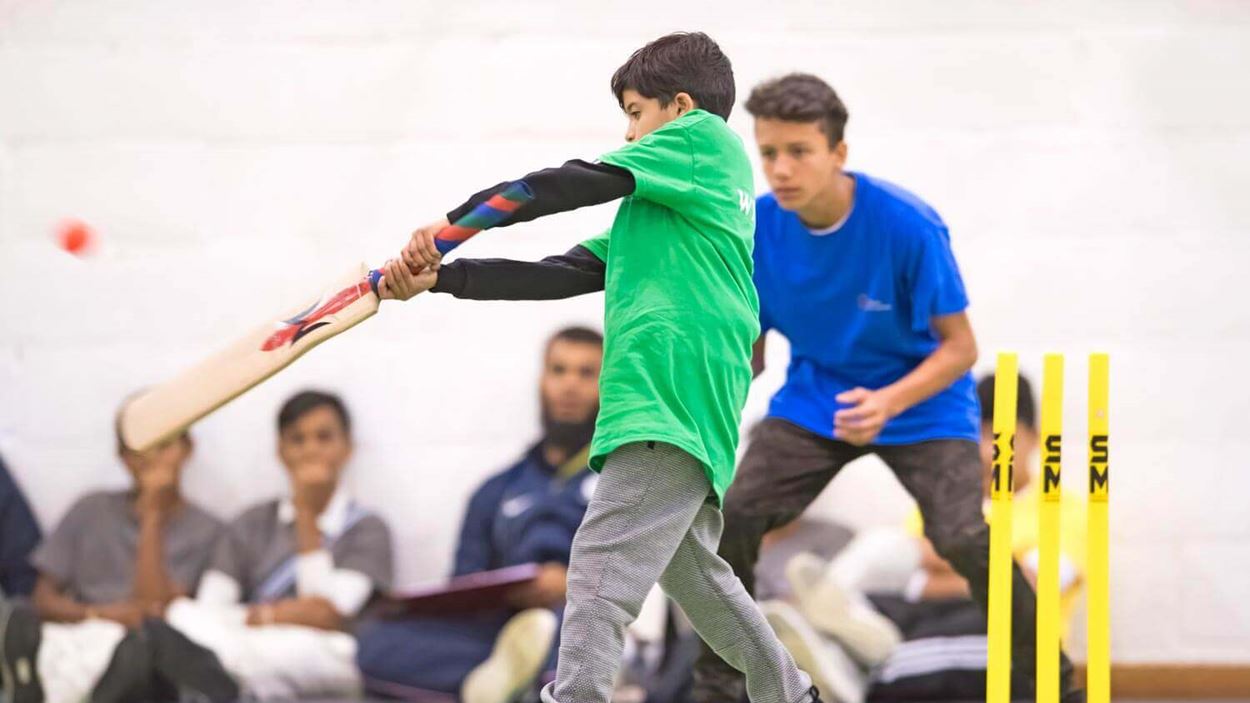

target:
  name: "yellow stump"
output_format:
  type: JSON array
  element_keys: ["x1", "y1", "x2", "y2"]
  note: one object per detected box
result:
[
  {"x1": 1087, "y1": 354, "x2": 1111, "y2": 703},
  {"x1": 987, "y1": 352, "x2": 1018, "y2": 703},
  {"x1": 1037, "y1": 354, "x2": 1064, "y2": 703}
]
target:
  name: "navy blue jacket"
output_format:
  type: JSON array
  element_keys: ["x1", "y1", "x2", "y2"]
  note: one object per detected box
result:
[
  {"x1": 0, "y1": 455, "x2": 41, "y2": 596},
  {"x1": 453, "y1": 443, "x2": 595, "y2": 577}
]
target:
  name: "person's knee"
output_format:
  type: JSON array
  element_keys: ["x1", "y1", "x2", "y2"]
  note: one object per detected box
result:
[
  {"x1": 93, "y1": 629, "x2": 155, "y2": 699},
  {"x1": 656, "y1": 564, "x2": 694, "y2": 602},
  {"x1": 139, "y1": 617, "x2": 182, "y2": 664},
  {"x1": 140, "y1": 617, "x2": 180, "y2": 646},
  {"x1": 568, "y1": 583, "x2": 647, "y2": 629},
  {"x1": 927, "y1": 520, "x2": 988, "y2": 565}
]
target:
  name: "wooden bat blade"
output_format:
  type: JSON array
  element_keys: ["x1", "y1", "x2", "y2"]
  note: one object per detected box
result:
[{"x1": 120, "y1": 263, "x2": 380, "y2": 451}]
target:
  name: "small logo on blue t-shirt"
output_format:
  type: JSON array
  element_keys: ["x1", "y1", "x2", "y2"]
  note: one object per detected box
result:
[{"x1": 857, "y1": 293, "x2": 893, "y2": 312}]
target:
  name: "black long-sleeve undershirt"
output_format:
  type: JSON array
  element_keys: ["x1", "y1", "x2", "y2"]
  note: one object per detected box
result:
[
  {"x1": 430, "y1": 244, "x2": 606, "y2": 300},
  {"x1": 445, "y1": 160, "x2": 635, "y2": 227},
  {"x1": 429, "y1": 158, "x2": 628, "y2": 300}
]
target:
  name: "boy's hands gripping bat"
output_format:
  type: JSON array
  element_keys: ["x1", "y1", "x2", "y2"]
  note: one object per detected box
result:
[{"x1": 403, "y1": 183, "x2": 534, "y2": 272}]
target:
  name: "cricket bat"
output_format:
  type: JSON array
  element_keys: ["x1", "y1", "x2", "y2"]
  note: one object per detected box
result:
[{"x1": 118, "y1": 182, "x2": 533, "y2": 451}]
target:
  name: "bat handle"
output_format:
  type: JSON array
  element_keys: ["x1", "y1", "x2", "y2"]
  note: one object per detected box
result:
[
  {"x1": 367, "y1": 268, "x2": 384, "y2": 296},
  {"x1": 431, "y1": 181, "x2": 534, "y2": 255},
  {"x1": 369, "y1": 181, "x2": 535, "y2": 296}
]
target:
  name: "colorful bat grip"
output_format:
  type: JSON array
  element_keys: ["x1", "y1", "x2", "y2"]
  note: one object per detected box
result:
[
  {"x1": 368, "y1": 180, "x2": 535, "y2": 296},
  {"x1": 433, "y1": 181, "x2": 535, "y2": 254}
]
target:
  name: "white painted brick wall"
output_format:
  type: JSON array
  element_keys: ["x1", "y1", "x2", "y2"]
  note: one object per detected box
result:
[{"x1": 2, "y1": 0, "x2": 1248, "y2": 663}]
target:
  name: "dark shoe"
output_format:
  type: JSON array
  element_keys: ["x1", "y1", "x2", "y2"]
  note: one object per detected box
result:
[
  {"x1": 143, "y1": 619, "x2": 239, "y2": 703},
  {"x1": 0, "y1": 602, "x2": 43, "y2": 703},
  {"x1": 90, "y1": 629, "x2": 154, "y2": 703},
  {"x1": 807, "y1": 684, "x2": 824, "y2": 703}
]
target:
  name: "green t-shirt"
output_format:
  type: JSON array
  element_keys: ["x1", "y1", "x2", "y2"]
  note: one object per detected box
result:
[{"x1": 581, "y1": 109, "x2": 759, "y2": 503}]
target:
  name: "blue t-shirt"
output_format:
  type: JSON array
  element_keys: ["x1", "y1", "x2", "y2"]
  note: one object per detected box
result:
[{"x1": 754, "y1": 172, "x2": 979, "y2": 445}]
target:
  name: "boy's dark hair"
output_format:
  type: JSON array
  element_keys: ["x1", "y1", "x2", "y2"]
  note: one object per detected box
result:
[
  {"x1": 611, "y1": 31, "x2": 736, "y2": 120},
  {"x1": 977, "y1": 374, "x2": 1037, "y2": 430},
  {"x1": 549, "y1": 326, "x2": 604, "y2": 348},
  {"x1": 745, "y1": 73, "x2": 850, "y2": 146},
  {"x1": 278, "y1": 390, "x2": 352, "y2": 435},
  {"x1": 546, "y1": 325, "x2": 603, "y2": 357}
]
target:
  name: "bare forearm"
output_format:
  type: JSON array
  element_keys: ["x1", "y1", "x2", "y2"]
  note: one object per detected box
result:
[
  {"x1": 33, "y1": 577, "x2": 90, "y2": 623},
  {"x1": 132, "y1": 515, "x2": 180, "y2": 608},
  {"x1": 881, "y1": 333, "x2": 976, "y2": 416},
  {"x1": 281, "y1": 597, "x2": 343, "y2": 630},
  {"x1": 250, "y1": 597, "x2": 344, "y2": 631}
]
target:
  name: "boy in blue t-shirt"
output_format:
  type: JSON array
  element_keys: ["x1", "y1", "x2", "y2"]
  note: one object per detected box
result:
[{"x1": 691, "y1": 74, "x2": 1080, "y2": 703}]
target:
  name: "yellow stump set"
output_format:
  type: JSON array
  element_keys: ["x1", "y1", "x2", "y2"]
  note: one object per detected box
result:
[{"x1": 986, "y1": 352, "x2": 1110, "y2": 703}]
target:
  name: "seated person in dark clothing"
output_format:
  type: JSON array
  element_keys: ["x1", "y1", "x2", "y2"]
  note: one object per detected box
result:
[
  {"x1": 0, "y1": 452, "x2": 41, "y2": 598},
  {"x1": 0, "y1": 411, "x2": 235, "y2": 703},
  {"x1": 357, "y1": 326, "x2": 602, "y2": 703},
  {"x1": 0, "y1": 452, "x2": 42, "y2": 702}
]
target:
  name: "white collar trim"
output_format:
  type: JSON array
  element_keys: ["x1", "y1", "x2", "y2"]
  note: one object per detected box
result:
[
  {"x1": 278, "y1": 486, "x2": 352, "y2": 536},
  {"x1": 805, "y1": 201, "x2": 855, "y2": 236}
]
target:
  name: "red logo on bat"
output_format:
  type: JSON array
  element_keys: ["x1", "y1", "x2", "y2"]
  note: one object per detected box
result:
[{"x1": 260, "y1": 281, "x2": 371, "y2": 351}]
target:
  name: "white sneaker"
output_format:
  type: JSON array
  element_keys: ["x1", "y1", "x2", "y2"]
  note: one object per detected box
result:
[
  {"x1": 786, "y1": 552, "x2": 902, "y2": 667},
  {"x1": 461, "y1": 608, "x2": 558, "y2": 703},
  {"x1": 762, "y1": 600, "x2": 865, "y2": 703}
]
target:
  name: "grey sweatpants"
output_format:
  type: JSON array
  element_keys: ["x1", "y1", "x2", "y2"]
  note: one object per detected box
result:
[{"x1": 541, "y1": 441, "x2": 812, "y2": 703}]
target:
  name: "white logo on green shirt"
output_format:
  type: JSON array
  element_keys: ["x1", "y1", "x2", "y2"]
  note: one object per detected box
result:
[{"x1": 738, "y1": 189, "x2": 755, "y2": 217}]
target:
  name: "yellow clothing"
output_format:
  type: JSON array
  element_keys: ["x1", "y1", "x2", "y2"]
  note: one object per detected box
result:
[{"x1": 906, "y1": 483, "x2": 1088, "y2": 640}]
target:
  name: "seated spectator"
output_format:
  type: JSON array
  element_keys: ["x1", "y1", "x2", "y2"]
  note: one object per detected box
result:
[
  {"x1": 357, "y1": 326, "x2": 602, "y2": 703},
  {"x1": 166, "y1": 389, "x2": 394, "y2": 700},
  {"x1": 0, "y1": 450, "x2": 42, "y2": 703},
  {"x1": 1, "y1": 412, "x2": 235, "y2": 703},
  {"x1": 1, "y1": 452, "x2": 41, "y2": 598},
  {"x1": 758, "y1": 373, "x2": 1088, "y2": 703}
]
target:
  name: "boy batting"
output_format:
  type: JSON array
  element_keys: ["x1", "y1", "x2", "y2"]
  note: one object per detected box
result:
[{"x1": 382, "y1": 33, "x2": 821, "y2": 703}]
